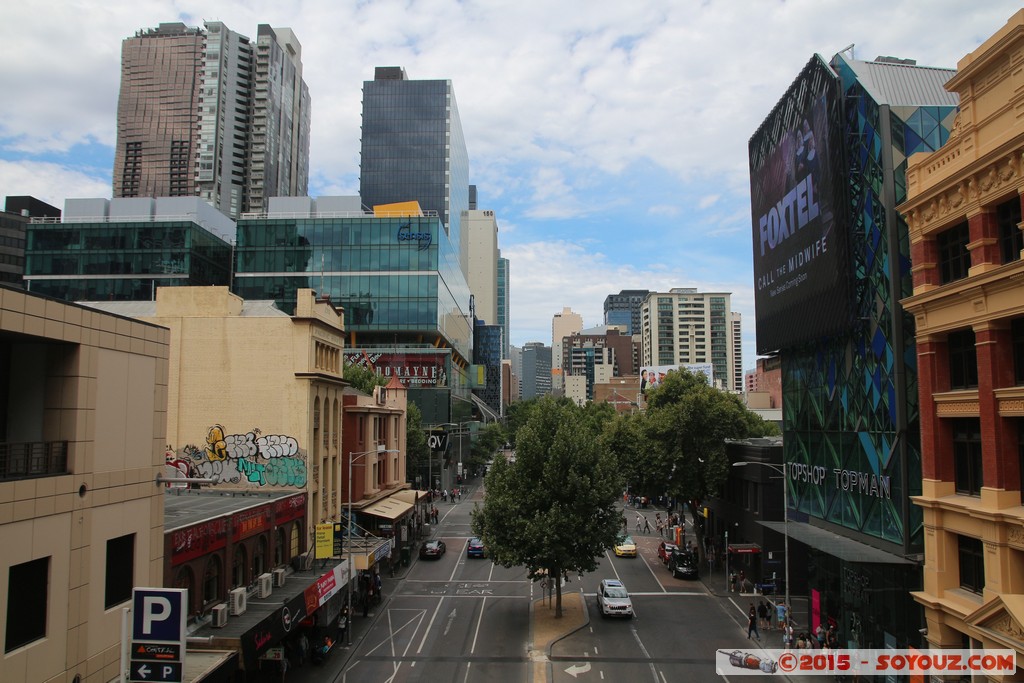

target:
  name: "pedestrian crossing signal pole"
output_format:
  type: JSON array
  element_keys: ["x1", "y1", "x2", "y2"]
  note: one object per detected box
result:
[{"x1": 724, "y1": 529, "x2": 729, "y2": 593}]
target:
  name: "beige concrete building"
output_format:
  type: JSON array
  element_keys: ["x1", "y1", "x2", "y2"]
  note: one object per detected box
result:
[
  {"x1": 900, "y1": 10, "x2": 1024, "y2": 662},
  {"x1": 640, "y1": 288, "x2": 741, "y2": 392},
  {"x1": 551, "y1": 307, "x2": 583, "y2": 393},
  {"x1": 85, "y1": 286, "x2": 350, "y2": 545},
  {"x1": 0, "y1": 285, "x2": 169, "y2": 683}
]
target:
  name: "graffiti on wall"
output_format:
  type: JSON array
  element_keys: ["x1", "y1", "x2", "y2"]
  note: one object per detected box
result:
[{"x1": 171, "y1": 426, "x2": 307, "y2": 488}]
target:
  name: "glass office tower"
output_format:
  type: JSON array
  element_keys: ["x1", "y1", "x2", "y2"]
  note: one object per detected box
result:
[
  {"x1": 359, "y1": 67, "x2": 470, "y2": 249},
  {"x1": 232, "y1": 205, "x2": 475, "y2": 424}
]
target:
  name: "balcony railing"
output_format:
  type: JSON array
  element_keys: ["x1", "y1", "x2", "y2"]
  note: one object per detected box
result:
[{"x1": 0, "y1": 441, "x2": 69, "y2": 480}]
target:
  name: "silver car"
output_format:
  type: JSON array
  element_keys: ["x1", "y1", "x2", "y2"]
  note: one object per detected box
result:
[{"x1": 597, "y1": 578, "x2": 634, "y2": 618}]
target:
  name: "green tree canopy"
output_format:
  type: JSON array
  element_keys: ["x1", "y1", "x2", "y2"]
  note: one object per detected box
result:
[
  {"x1": 640, "y1": 369, "x2": 780, "y2": 551},
  {"x1": 471, "y1": 396, "x2": 622, "y2": 617}
]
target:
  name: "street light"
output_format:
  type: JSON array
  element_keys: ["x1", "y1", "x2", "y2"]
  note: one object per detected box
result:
[
  {"x1": 732, "y1": 460, "x2": 790, "y2": 627},
  {"x1": 346, "y1": 445, "x2": 400, "y2": 645}
]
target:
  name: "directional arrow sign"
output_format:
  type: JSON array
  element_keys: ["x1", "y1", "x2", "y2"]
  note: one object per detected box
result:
[
  {"x1": 565, "y1": 662, "x2": 591, "y2": 678},
  {"x1": 129, "y1": 660, "x2": 182, "y2": 682}
]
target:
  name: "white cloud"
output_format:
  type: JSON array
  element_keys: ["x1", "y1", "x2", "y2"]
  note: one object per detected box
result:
[
  {"x1": 0, "y1": 160, "x2": 110, "y2": 208},
  {"x1": 1, "y1": 0, "x2": 1020, "y2": 367}
]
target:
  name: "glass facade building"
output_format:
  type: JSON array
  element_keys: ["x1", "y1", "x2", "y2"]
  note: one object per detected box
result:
[
  {"x1": 232, "y1": 209, "x2": 476, "y2": 424},
  {"x1": 497, "y1": 256, "x2": 510, "y2": 360},
  {"x1": 603, "y1": 289, "x2": 649, "y2": 336},
  {"x1": 763, "y1": 54, "x2": 958, "y2": 650},
  {"x1": 24, "y1": 219, "x2": 232, "y2": 301},
  {"x1": 473, "y1": 321, "x2": 502, "y2": 415},
  {"x1": 359, "y1": 67, "x2": 470, "y2": 248}
]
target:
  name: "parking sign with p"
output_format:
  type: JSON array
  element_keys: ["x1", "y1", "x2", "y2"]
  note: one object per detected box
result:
[{"x1": 129, "y1": 588, "x2": 186, "y2": 682}]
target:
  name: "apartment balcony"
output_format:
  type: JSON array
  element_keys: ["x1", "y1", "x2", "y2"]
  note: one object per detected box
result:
[{"x1": 0, "y1": 441, "x2": 69, "y2": 480}]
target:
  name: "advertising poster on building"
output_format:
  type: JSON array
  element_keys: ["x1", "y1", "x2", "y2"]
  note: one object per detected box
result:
[
  {"x1": 640, "y1": 364, "x2": 714, "y2": 394},
  {"x1": 344, "y1": 351, "x2": 449, "y2": 388},
  {"x1": 748, "y1": 55, "x2": 852, "y2": 353}
]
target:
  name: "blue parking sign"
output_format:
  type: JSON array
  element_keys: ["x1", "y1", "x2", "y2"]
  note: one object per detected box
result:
[{"x1": 132, "y1": 588, "x2": 186, "y2": 643}]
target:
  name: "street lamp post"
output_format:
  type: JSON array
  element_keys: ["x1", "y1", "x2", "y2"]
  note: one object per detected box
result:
[
  {"x1": 732, "y1": 460, "x2": 789, "y2": 626},
  {"x1": 346, "y1": 445, "x2": 399, "y2": 645}
]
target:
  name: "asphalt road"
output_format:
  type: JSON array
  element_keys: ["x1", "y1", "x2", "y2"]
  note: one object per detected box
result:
[{"x1": 288, "y1": 485, "x2": 797, "y2": 683}]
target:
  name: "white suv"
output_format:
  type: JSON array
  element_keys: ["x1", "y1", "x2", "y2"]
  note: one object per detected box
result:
[{"x1": 597, "y1": 579, "x2": 634, "y2": 618}]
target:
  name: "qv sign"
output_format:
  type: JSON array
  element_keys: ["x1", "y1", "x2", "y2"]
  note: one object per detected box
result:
[{"x1": 397, "y1": 223, "x2": 432, "y2": 251}]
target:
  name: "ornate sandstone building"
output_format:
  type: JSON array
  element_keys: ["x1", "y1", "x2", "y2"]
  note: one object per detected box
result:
[{"x1": 901, "y1": 10, "x2": 1024, "y2": 659}]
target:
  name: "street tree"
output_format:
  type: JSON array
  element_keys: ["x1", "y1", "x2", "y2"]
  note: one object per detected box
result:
[
  {"x1": 642, "y1": 369, "x2": 779, "y2": 555},
  {"x1": 471, "y1": 397, "x2": 622, "y2": 617}
]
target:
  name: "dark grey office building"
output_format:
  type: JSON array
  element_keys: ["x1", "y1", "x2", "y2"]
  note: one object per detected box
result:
[
  {"x1": 520, "y1": 342, "x2": 552, "y2": 400},
  {"x1": 359, "y1": 66, "x2": 470, "y2": 249},
  {"x1": 603, "y1": 289, "x2": 649, "y2": 336}
]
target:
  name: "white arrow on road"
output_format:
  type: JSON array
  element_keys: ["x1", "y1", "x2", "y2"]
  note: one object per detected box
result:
[
  {"x1": 443, "y1": 608, "x2": 457, "y2": 635},
  {"x1": 565, "y1": 662, "x2": 591, "y2": 678},
  {"x1": 137, "y1": 664, "x2": 151, "y2": 678}
]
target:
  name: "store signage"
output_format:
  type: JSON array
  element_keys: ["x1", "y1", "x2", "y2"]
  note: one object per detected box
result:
[
  {"x1": 790, "y1": 464, "x2": 891, "y2": 500},
  {"x1": 397, "y1": 223, "x2": 432, "y2": 250}
]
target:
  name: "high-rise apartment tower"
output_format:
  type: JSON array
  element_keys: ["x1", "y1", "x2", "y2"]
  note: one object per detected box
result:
[{"x1": 113, "y1": 22, "x2": 310, "y2": 218}]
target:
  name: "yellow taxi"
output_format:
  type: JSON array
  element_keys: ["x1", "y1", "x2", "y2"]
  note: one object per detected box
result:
[{"x1": 613, "y1": 535, "x2": 637, "y2": 558}]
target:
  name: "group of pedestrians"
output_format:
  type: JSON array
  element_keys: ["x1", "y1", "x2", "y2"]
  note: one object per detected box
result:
[
  {"x1": 747, "y1": 599, "x2": 792, "y2": 644},
  {"x1": 428, "y1": 487, "x2": 462, "y2": 503}
]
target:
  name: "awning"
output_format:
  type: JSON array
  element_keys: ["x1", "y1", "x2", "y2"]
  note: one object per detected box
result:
[
  {"x1": 757, "y1": 520, "x2": 915, "y2": 565},
  {"x1": 392, "y1": 489, "x2": 428, "y2": 505},
  {"x1": 362, "y1": 495, "x2": 413, "y2": 521},
  {"x1": 728, "y1": 543, "x2": 761, "y2": 554}
]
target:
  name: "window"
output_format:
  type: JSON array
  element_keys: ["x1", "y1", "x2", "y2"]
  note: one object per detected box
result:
[
  {"x1": 953, "y1": 419, "x2": 983, "y2": 496},
  {"x1": 105, "y1": 534, "x2": 134, "y2": 609},
  {"x1": 6, "y1": 557, "x2": 48, "y2": 652},
  {"x1": 957, "y1": 535, "x2": 985, "y2": 594},
  {"x1": 203, "y1": 556, "x2": 221, "y2": 604},
  {"x1": 937, "y1": 222, "x2": 971, "y2": 284},
  {"x1": 948, "y1": 329, "x2": 978, "y2": 390},
  {"x1": 997, "y1": 196, "x2": 1022, "y2": 264},
  {"x1": 1013, "y1": 318, "x2": 1024, "y2": 386}
]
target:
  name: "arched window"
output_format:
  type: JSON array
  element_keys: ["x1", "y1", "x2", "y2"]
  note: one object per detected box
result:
[
  {"x1": 203, "y1": 556, "x2": 221, "y2": 604},
  {"x1": 233, "y1": 545, "x2": 247, "y2": 588},
  {"x1": 275, "y1": 527, "x2": 286, "y2": 566},
  {"x1": 290, "y1": 521, "x2": 301, "y2": 558},
  {"x1": 254, "y1": 535, "x2": 268, "y2": 576},
  {"x1": 174, "y1": 566, "x2": 194, "y2": 613}
]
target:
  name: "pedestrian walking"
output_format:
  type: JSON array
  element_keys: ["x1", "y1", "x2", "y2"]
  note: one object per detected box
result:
[
  {"x1": 783, "y1": 621, "x2": 794, "y2": 650},
  {"x1": 763, "y1": 599, "x2": 774, "y2": 630},
  {"x1": 643, "y1": 515, "x2": 652, "y2": 533},
  {"x1": 757, "y1": 601, "x2": 768, "y2": 630},
  {"x1": 730, "y1": 571, "x2": 737, "y2": 593},
  {"x1": 776, "y1": 601, "x2": 787, "y2": 630},
  {"x1": 747, "y1": 604, "x2": 760, "y2": 641},
  {"x1": 636, "y1": 513, "x2": 643, "y2": 531}
]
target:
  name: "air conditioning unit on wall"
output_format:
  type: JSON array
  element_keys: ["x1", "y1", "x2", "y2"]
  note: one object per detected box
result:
[
  {"x1": 211, "y1": 603, "x2": 228, "y2": 628},
  {"x1": 229, "y1": 587, "x2": 247, "y2": 616},
  {"x1": 258, "y1": 573, "x2": 273, "y2": 598},
  {"x1": 273, "y1": 567, "x2": 286, "y2": 587}
]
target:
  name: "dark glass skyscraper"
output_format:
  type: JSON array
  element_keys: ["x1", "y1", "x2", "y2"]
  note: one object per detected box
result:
[
  {"x1": 603, "y1": 289, "x2": 648, "y2": 336},
  {"x1": 359, "y1": 67, "x2": 470, "y2": 250}
]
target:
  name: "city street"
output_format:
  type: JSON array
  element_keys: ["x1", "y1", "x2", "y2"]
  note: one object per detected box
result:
[{"x1": 285, "y1": 482, "x2": 807, "y2": 683}]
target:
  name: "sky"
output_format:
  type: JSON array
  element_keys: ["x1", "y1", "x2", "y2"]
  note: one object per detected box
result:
[{"x1": 1, "y1": 1, "x2": 1020, "y2": 370}]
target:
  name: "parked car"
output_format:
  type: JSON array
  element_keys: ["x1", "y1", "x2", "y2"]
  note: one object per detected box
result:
[
  {"x1": 613, "y1": 535, "x2": 637, "y2": 558},
  {"x1": 420, "y1": 539, "x2": 446, "y2": 559},
  {"x1": 658, "y1": 541, "x2": 679, "y2": 564},
  {"x1": 467, "y1": 537, "x2": 486, "y2": 558},
  {"x1": 668, "y1": 549, "x2": 699, "y2": 579},
  {"x1": 597, "y1": 578, "x2": 634, "y2": 618}
]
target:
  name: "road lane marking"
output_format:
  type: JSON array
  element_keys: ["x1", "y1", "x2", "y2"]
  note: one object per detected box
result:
[{"x1": 469, "y1": 596, "x2": 486, "y2": 654}]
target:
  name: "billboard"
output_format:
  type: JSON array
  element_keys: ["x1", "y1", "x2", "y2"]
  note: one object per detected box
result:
[
  {"x1": 749, "y1": 55, "x2": 852, "y2": 353},
  {"x1": 640, "y1": 364, "x2": 714, "y2": 394},
  {"x1": 344, "y1": 351, "x2": 449, "y2": 387}
]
